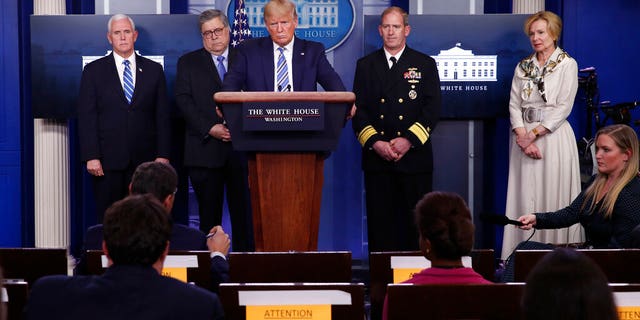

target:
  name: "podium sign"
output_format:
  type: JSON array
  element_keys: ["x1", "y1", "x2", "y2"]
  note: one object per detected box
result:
[{"x1": 243, "y1": 101, "x2": 324, "y2": 131}]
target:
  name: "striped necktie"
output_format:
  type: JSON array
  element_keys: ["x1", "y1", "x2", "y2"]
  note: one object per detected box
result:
[
  {"x1": 276, "y1": 47, "x2": 290, "y2": 92},
  {"x1": 122, "y1": 60, "x2": 134, "y2": 104}
]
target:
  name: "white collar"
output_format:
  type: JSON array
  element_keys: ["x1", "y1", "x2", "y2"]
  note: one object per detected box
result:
[
  {"x1": 273, "y1": 37, "x2": 295, "y2": 52},
  {"x1": 383, "y1": 45, "x2": 406, "y2": 63}
]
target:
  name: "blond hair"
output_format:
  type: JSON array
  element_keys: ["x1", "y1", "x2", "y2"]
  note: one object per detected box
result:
[
  {"x1": 524, "y1": 11, "x2": 562, "y2": 46},
  {"x1": 583, "y1": 124, "x2": 640, "y2": 218},
  {"x1": 264, "y1": 0, "x2": 297, "y2": 21},
  {"x1": 380, "y1": 6, "x2": 409, "y2": 26}
]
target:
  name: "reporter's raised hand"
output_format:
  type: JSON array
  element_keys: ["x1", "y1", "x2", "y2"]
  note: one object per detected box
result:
[{"x1": 206, "y1": 225, "x2": 230, "y2": 256}]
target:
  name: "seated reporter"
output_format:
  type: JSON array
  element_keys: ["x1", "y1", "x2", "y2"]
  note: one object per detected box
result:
[
  {"x1": 76, "y1": 161, "x2": 230, "y2": 292},
  {"x1": 382, "y1": 191, "x2": 492, "y2": 320},
  {"x1": 26, "y1": 195, "x2": 224, "y2": 320},
  {"x1": 517, "y1": 124, "x2": 640, "y2": 248},
  {"x1": 522, "y1": 248, "x2": 617, "y2": 320},
  {"x1": 502, "y1": 124, "x2": 640, "y2": 282}
]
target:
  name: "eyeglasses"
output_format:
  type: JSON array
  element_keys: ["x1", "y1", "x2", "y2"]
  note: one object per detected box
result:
[{"x1": 202, "y1": 27, "x2": 225, "y2": 39}]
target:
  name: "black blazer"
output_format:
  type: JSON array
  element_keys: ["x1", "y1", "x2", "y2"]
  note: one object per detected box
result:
[
  {"x1": 77, "y1": 53, "x2": 171, "y2": 170},
  {"x1": 175, "y1": 48, "x2": 236, "y2": 168},
  {"x1": 26, "y1": 265, "x2": 224, "y2": 320},
  {"x1": 352, "y1": 46, "x2": 441, "y2": 173}
]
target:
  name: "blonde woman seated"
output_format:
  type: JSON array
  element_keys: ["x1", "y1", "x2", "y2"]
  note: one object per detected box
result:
[
  {"x1": 502, "y1": 124, "x2": 640, "y2": 282},
  {"x1": 518, "y1": 124, "x2": 640, "y2": 248}
]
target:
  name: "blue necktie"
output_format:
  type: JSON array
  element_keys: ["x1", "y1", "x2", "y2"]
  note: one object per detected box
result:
[
  {"x1": 122, "y1": 60, "x2": 134, "y2": 104},
  {"x1": 216, "y1": 55, "x2": 226, "y2": 81},
  {"x1": 276, "y1": 47, "x2": 290, "y2": 92}
]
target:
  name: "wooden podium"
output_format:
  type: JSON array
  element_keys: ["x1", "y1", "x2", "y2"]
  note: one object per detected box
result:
[{"x1": 214, "y1": 91, "x2": 355, "y2": 251}]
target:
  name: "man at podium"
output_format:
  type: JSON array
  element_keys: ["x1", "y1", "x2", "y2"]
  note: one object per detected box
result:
[{"x1": 221, "y1": 0, "x2": 345, "y2": 92}]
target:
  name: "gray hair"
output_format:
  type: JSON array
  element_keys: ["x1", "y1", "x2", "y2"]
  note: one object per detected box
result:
[
  {"x1": 199, "y1": 9, "x2": 229, "y2": 30},
  {"x1": 108, "y1": 14, "x2": 136, "y2": 32}
]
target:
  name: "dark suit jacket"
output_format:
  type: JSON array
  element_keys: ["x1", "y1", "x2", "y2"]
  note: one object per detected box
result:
[
  {"x1": 77, "y1": 53, "x2": 171, "y2": 170},
  {"x1": 175, "y1": 48, "x2": 237, "y2": 168},
  {"x1": 25, "y1": 265, "x2": 224, "y2": 320},
  {"x1": 75, "y1": 224, "x2": 229, "y2": 292},
  {"x1": 222, "y1": 36, "x2": 346, "y2": 92},
  {"x1": 352, "y1": 46, "x2": 441, "y2": 173}
]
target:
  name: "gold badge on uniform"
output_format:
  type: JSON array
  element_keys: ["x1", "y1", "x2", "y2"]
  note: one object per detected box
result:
[{"x1": 408, "y1": 90, "x2": 417, "y2": 100}]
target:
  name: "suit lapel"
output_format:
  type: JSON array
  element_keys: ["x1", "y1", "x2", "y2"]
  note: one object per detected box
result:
[
  {"x1": 292, "y1": 37, "x2": 303, "y2": 92},
  {"x1": 260, "y1": 38, "x2": 275, "y2": 91},
  {"x1": 201, "y1": 48, "x2": 221, "y2": 86},
  {"x1": 372, "y1": 50, "x2": 398, "y2": 94},
  {"x1": 383, "y1": 48, "x2": 409, "y2": 93},
  {"x1": 106, "y1": 53, "x2": 130, "y2": 106},
  {"x1": 132, "y1": 54, "x2": 144, "y2": 105},
  {"x1": 372, "y1": 49, "x2": 389, "y2": 81}
]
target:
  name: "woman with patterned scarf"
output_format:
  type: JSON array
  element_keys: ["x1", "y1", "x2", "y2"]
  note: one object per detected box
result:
[{"x1": 502, "y1": 11, "x2": 583, "y2": 260}]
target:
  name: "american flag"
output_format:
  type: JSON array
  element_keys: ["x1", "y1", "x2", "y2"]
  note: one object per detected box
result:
[{"x1": 231, "y1": 0, "x2": 251, "y2": 48}]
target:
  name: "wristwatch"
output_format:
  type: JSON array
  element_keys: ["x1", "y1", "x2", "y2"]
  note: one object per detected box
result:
[{"x1": 532, "y1": 127, "x2": 540, "y2": 137}]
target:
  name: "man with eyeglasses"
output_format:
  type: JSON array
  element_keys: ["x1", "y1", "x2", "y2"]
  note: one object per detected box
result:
[
  {"x1": 352, "y1": 6, "x2": 441, "y2": 256},
  {"x1": 77, "y1": 14, "x2": 171, "y2": 224},
  {"x1": 75, "y1": 161, "x2": 232, "y2": 293},
  {"x1": 221, "y1": 0, "x2": 345, "y2": 93},
  {"x1": 175, "y1": 9, "x2": 254, "y2": 252}
]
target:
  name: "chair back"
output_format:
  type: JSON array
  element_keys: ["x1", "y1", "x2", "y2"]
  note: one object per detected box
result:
[
  {"x1": 84, "y1": 250, "x2": 212, "y2": 289},
  {"x1": 219, "y1": 282, "x2": 365, "y2": 320},
  {"x1": 514, "y1": 249, "x2": 640, "y2": 282},
  {"x1": 386, "y1": 283, "x2": 524, "y2": 320},
  {"x1": 0, "y1": 248, "x2": 67, "y2": 284},
  {"x1": 228, "y1": 251, "x2": 352, "y2": 283}
]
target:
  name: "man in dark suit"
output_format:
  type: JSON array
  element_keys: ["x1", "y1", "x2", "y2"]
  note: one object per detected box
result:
[
  {"x1": 352, "y1": 7, "x2": 441, "y2": 253},
  {"x1": 76, "y1": 161, "x2": 230, "y2": 293},
  {"x1": 77, "y1": 14, "x2": 171, "y2": 223},
  {"x1": 222, "y1": 0, "x2": 345, "y2": 92},
  {"x1": 175, "y1": 9, "x2": 254, "y2": 251},
  {"x1": 26, "y1": 194, "x2": 224, "y2": 320}
]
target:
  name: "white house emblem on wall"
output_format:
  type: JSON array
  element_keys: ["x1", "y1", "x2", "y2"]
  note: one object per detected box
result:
[{"x1": 434, "y1": 43, "x2": 497, "y2": 82}]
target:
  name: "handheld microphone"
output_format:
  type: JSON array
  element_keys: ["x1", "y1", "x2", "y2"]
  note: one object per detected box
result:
[
  {"x1": 579, "y1": 66, "x2": 595, "y2": 72},
  {"x1": 479, "y1": 213, "x2": 524, "y2": 226},
  {"x1": 601, "y1": 101, "x2": 638, "y2": 109},
  {"x1": 612, "y1": 101, "x2": 638, "y2": 109}
]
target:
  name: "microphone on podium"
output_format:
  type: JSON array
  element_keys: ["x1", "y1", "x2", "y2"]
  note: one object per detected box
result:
[{"x1": 479, "y1": 213, "x2": 524, "y2": 226}]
